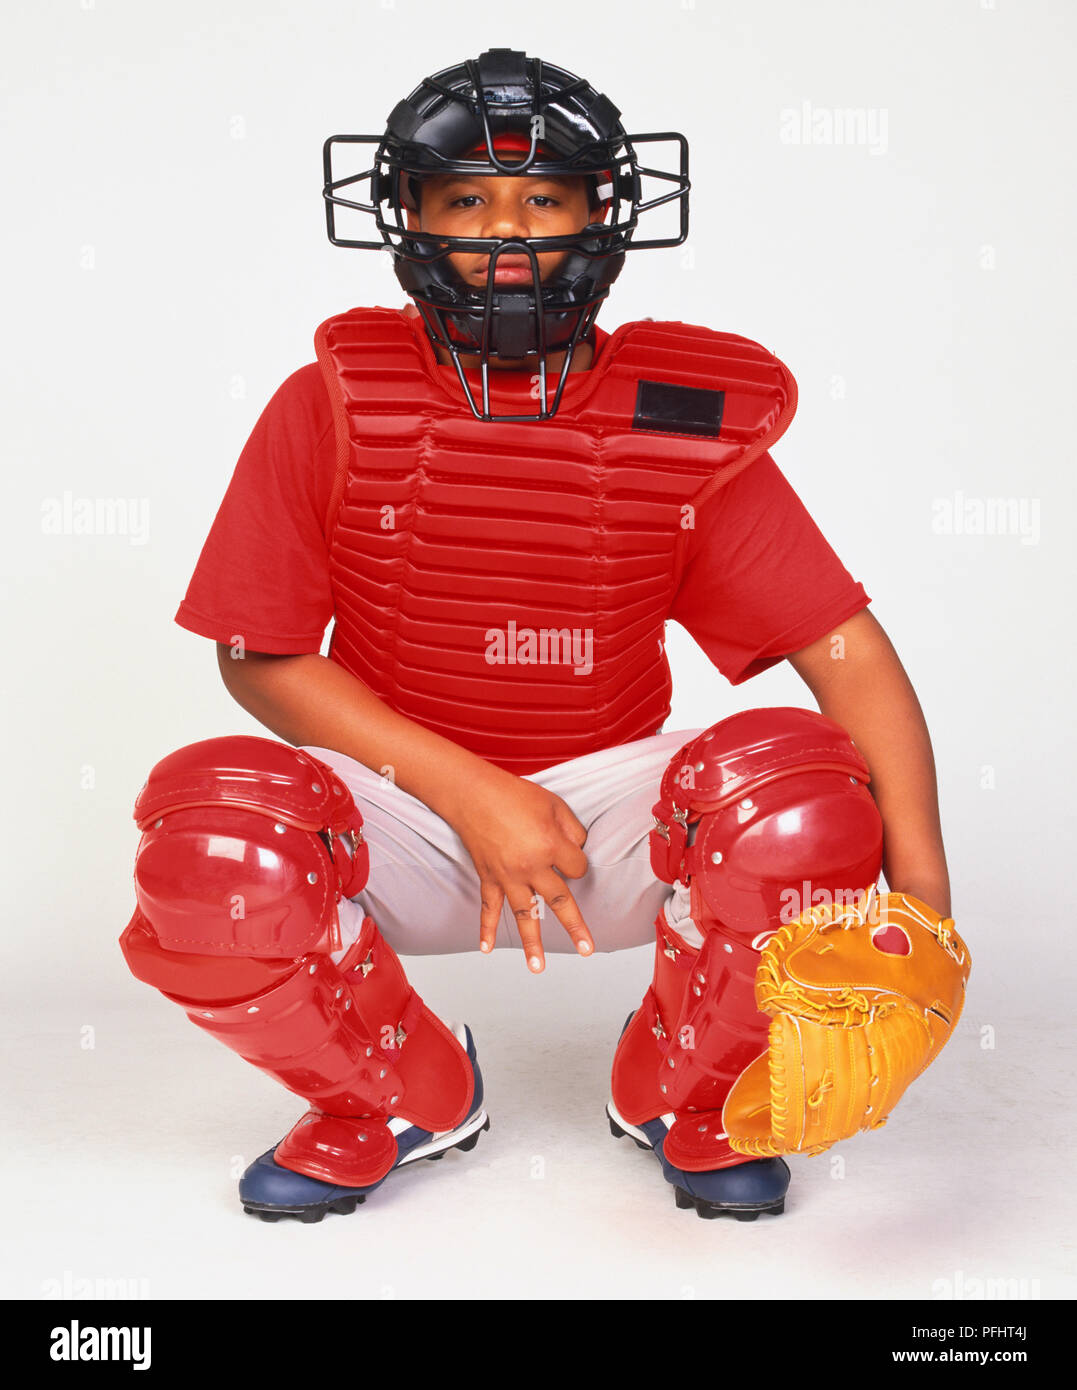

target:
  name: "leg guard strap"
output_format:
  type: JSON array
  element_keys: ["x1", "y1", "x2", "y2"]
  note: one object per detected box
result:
[
  {"x1": 660, "y1": 923, "x2": 770, "y2": 1114},
  {"x1": 611, "y1": 912, "x2": 775, "y2": 1174},
  {"x1": 610, "y1": 913, "x2": 697, "y2": 1123},
  {"x1": 334, "y1": 914, "x2": 474, "y2": 1135}
]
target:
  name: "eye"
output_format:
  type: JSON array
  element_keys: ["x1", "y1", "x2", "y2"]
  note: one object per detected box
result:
[{"x1": 448, "y1": 193, "x2": 561, "y2": 208}]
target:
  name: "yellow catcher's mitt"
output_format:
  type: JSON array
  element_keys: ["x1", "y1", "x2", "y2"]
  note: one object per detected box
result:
[{"x1": 722, "y1": 888, "x2": 971, "y2": 1158}]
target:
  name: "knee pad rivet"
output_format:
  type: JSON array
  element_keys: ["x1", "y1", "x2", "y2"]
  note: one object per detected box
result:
[
  {"x1": 711, "y1": 852, "x2": 723, "y2": 864},
  {"x1": 201, "y1": 1011, "x2": 214, "y2": 1018},
  {"x1": 695, "y1": 761, "x2": 705, "y2": 771},
  {"x1": 379, "y1": 1068, "x2": 387, "y2": 1079},
  {"x1": 307, "y1": 872, "x2": 318, "y2": 884},
  {"x1": 311, "y1": 783, "x2": 322, "y2": 794},
  {"x1": 366, "y1": 1046, "x2": 373, "y2": 1057},
  {"x1": 693, "y1": 985, "x2": 701, "y2": 996},
  {"x1": 247, "y1": 1006, "x2": 259, "y2": 1014},
  {"x1": 335, "y1": 988, "x2": 343, "y2": 999},
  {"x1": 345, "y1": 1000, "x2": 351, "y2": 1010},
  {"x1": 273, "y1": 823, "x2": 286, "y2": 834},
  {"x1": 740, "y1": 798, "x2": 753, "y2": 810},
  {"x1": 154, "y1": 819, "x2": 163, "y2": 829},
  {"x1": 308, "y1": 964, "x2": 317, "y2": 975},
  {"x1": 390, "y1": 1095, "x2": 400, "y2": 1105}
]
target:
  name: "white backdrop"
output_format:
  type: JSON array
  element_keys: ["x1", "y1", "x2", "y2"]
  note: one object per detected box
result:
[{"x1": 2, "y1": 0, "x2": 1073, "y2": 1302}]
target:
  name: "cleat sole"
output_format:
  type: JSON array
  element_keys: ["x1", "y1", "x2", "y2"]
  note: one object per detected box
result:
[
  {"x1": 608, "y1": 1113, "x2": 652, "y2": 1152},
  {"x1": 241, "y1": 1115, "x2": 489, "y2": 1223},
  {"x1": 674, "y1": 1186, "x2": 785, "y2": 1220},
  {"x1": 244, "y1": 1191, "x2": 366, "y2": 1222},
  {"x1": 610, "y1": 1102, "x2": 787, "y2": 1220}
]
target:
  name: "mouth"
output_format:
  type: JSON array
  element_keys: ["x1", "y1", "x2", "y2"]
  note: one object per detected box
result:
[{"x1": 474, "y1": 256, "x2": 536, "y2": 286}]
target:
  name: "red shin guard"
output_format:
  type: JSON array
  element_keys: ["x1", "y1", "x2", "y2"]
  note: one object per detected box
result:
[
  {"x1": 120, "y1": 909, "x2": 474, "y2": 1187},
  {"x1": 610, "y1": 910, "x2": 770, "y2": 1172}
]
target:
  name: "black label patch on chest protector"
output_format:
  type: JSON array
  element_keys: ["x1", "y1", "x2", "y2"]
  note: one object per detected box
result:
[{"x1": 632, "y1": 380, "x2": 726, "y2": 439}]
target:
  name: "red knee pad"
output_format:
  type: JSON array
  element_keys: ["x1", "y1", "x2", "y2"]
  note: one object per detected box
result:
[
  {"x1": 119, "y1": 907, "x2": 294, "y2": 1003},
  {"x1": 130, "y1": 735, "x2": 369, "y2": 960},
  {"x1": 650, "y1": 706, "x2": 883, "y2": 939}
]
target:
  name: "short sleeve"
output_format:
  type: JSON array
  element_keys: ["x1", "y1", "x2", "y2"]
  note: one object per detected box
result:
[
  {"x1": 668, "y1": 452, "x2": 871, "y2": 684},
  {"x1": 174, "y1": 363, "x2": 338, "y2": 654}
]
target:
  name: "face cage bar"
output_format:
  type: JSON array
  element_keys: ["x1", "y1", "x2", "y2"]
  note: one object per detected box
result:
[
  {"x1": 466, "y1": 55, "x2": 576, "y2": 174},
  {"x1": 322, "y1": 131, "x2": 689, "y2": 252},
  {"x1": 387, "y1": 221, "x2": 617, "y2": 419},
  {"x1": 413, "y1": 237, "x2": 606, "y2": 422}
]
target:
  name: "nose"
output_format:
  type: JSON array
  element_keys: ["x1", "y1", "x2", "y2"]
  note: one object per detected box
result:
[{"x1": 479, "y1": 189, "x2": 532, "y2": 244}]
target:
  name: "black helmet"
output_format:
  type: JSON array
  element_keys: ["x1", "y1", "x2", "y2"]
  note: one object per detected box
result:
[{"x1": 322, "y1": 47, "x2": 689, "y2": 422}]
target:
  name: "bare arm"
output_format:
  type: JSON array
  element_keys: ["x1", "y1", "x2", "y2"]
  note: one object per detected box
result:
[
  {"x1": 216, "y1": 645, "x2": 595, "y2": 965},
  {"x1": 785, "y1": 609, "x2": 953, "y2": 917},
  {"x1": 216, "y1": 644, "x2": 485, "y2": 824}
]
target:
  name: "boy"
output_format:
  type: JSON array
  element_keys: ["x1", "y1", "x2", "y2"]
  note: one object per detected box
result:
[{"x1": 121, "y1": 48, "x2": 965, "y2": 1223}]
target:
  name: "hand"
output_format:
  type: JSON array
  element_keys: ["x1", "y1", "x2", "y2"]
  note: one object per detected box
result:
[
  {"x1": 885, "y1": 878, "x2": 952, "y2": 920},
  {"x1": 445, "y1": 764, "x2": 594, "y2": 972}
]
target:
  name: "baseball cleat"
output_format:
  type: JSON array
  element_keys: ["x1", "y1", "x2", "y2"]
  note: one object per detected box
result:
[{"x1": 239, "y1": 1023, "x2": 488, "y2": 1223}]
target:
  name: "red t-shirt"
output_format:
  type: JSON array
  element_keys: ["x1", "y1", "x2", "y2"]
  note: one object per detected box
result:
[{"x1": 176, "y1": 327, "x2": 869, "y2": 687}]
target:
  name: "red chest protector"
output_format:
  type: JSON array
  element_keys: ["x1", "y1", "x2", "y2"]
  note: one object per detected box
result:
[{"x1": 315, "y1": 306, "x2": 797, "y2": 775}]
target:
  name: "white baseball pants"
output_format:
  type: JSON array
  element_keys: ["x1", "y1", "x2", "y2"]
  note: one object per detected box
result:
[{"x1": 299, "y1": 727, "x2": 707, "y2": 962}]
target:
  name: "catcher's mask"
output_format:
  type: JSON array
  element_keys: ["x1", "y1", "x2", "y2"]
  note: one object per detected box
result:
[{"x1": 322, "y1": 46, "x2": 690, "y2": 422}]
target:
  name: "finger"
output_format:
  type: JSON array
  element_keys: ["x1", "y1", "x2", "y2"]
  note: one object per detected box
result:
[
  {"x1": 532, "y1": 872, "x2": 595, "y2": 957},
  {"x1": 551, "y1": 813, "x2": 589, "y2": 879},
  {"x1": 554, "y1": 840, "x2": 590, "y2": 879},
  {"x1": 506, "y1": 884, "x2": 546, "y2": 973},
  {"x1": 479, "y1": 880, "x2": 504, "y2": 955},
  {"x1": 556, "y1": 803, "x2": 589, "y2": 852}
]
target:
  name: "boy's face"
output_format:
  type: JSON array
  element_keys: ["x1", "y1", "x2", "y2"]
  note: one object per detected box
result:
[{"x1": 404, "y1": 173, "x2": 599, "y2": 288}]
